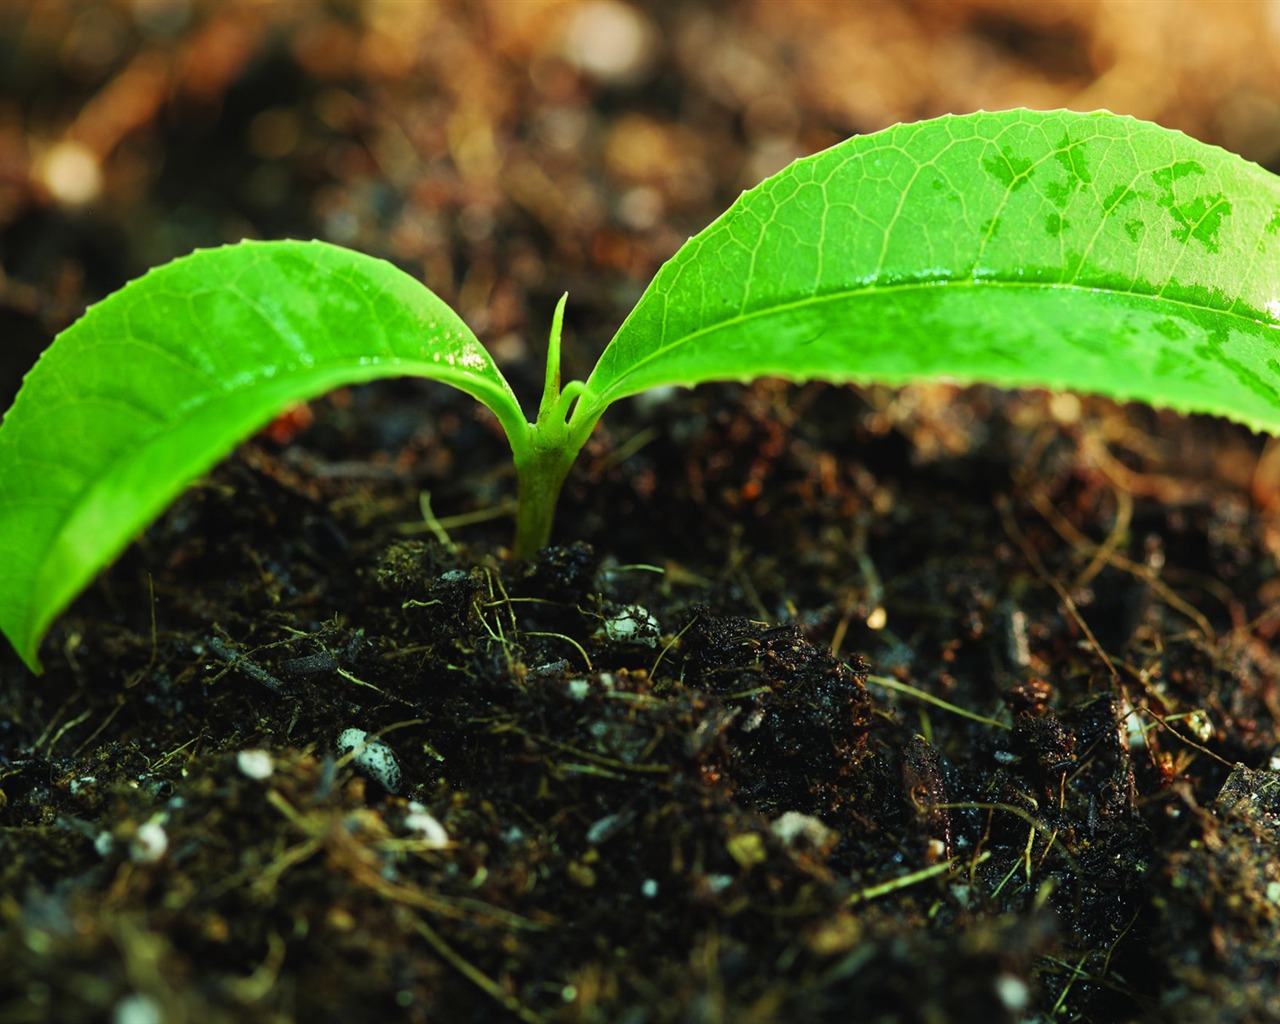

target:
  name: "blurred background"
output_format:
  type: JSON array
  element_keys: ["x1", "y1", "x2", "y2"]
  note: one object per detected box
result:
[{"x1": 3, "y1": 0, "x2": 1280, "y2": 413}]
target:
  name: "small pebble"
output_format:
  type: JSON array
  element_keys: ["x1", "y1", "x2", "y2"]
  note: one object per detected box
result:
[
  {"x1": 113, "y1": 993, "x2": 163, "y2": 1024},
  {"x1": 770, "y1": 811, "x2": 836, "y2": 850},
  {"x1": 404, "y1": 801, "x2": 449, "y2": 848},
  {"x1": 337, "y1": 728, "x2": 403, "y2": 793},
  {"x1": 129, "y1": 815, "x2": 169, "y2": 864},
  {"x1": 603, "y1": 605, "x2": 660, "y2": 647},
  {"x1": 1185, "y1": 709, "x2": 1214, "y2": 742},
  {"x1": 236, "y1": 749, "x2": 275, "y2": 780},
  {"x1": 994, "y1": 974, "x2": 1030, "y2": 1012}
]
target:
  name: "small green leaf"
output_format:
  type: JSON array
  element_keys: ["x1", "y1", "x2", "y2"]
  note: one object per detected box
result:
[
  {"x1": 577, "y1": 109, "x2": 1280, "y2": 437},
  {"x1": 0, "y1": 240, "x2": 526, "y2": 671}
]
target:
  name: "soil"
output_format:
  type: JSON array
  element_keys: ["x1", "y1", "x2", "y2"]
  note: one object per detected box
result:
[{"x1": 4, "y1": 3, "x2": 1280, "y2": 1023}]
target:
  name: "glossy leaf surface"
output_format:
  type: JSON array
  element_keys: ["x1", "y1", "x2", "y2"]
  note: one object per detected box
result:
[
  {"x1": 578, "y1": 109, "x2": 1280, "y2": 438},
  {"x1": 0, "y1": 240, "x2": 524, "y2": 671}
]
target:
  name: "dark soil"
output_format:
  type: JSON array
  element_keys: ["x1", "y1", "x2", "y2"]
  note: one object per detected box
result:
[{"x1": 4, "y1": 4, "x2": 1280, "y2": 1023}]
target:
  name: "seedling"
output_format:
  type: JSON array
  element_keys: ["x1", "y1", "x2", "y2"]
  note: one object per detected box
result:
[{"x1": 4, "y1": 108, "x2": 1280, "y2": 672}]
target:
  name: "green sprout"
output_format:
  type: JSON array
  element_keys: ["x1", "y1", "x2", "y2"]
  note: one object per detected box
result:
[{"x1": 3, "y1": 108, "x2": 1280, "y2": 672}]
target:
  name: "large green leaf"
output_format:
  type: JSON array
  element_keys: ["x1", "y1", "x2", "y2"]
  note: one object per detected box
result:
[
  {"x1": 0, "y1": 240, "x2": 525, "y2": 671},
  {"x1": 577, "y1": 109, "x2": 1280, "y2": 438}
]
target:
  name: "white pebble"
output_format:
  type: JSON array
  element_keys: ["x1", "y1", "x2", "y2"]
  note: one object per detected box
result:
[
  {"x1": 337, "y1": 728, "x2": 403, "y2": 794},
  {"x1": 113, "y1": 993, "x2": 163, "y2": 1024},
  {"x1": 404, "y1": 801, "x2": 449, "y2": 848},
  {"x1": 631, "y1": 382, "x2": 679, "y2": 417},
  {"x1": 994, "y1": 973, "x2": 1030, "y2": 1011},
  {"x1": 770, "y1": 811, "x2": 835, "y2": 849},
  {"x1": 129, "y1": 815, "x2": 169, "y2": 864},
  {"x1": 236, "y1": 749, "x2": 274, "y2": 780},
  {"x1": 603, "y1": 605, "x2": 660, "y2": 647}
]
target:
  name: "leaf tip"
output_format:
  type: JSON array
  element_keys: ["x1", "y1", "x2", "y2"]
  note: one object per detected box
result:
[{"x1": 2, "y1": 625, "x2": 44, "y2": 675}]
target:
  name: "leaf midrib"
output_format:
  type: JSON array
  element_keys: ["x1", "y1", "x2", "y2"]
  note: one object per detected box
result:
[{"x1": 589, "y1": 275, "x2": 1275, "y2": 403}]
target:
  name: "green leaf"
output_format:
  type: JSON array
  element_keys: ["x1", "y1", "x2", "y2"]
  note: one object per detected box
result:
[
  {"x1": 0, "y1": 240, "x2": 525, "y2": 672},
  {"x1": 577, "y1": 109, "x2": 1280, "y2": 440}
]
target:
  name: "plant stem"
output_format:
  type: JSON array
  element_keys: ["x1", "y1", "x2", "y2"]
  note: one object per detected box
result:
[
  {"x1": 513, "y1": 293, "x2": 576, "y2": 558},
  {"x1": 512, "y1": 441, "x2": 576, "y2": 558}
]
